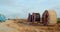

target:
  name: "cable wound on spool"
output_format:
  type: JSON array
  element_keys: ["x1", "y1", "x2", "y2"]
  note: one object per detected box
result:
[
  {"x1": 42, "y1": 10, "x2": 57, "y2": 25},
  {"x1": 48, "y1": 10, "x2": 57, "y2": 25}
]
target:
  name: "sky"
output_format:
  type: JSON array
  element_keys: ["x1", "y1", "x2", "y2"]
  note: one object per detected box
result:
[{"x1": 0, "y1": 0, "x2": 60, "y2": 19}]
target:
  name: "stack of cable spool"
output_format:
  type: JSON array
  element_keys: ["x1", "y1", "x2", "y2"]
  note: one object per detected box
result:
[{"x1": 42, "y1": 10, "x2": 57, "y2": 25}]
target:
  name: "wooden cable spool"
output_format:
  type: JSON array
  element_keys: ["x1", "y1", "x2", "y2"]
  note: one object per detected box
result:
[
  {"x1": 32, "y1": 13, "x2": 40, "y2": 24},
  {"x1": 42, "y1": 10, "x2": 57, "y2": 25},
  {"x1": 27, "y1": 13, "x2": 41, "y2": 24},
  {"x1": 27, "y1": 13, "x2": 32, "y2": 22}
]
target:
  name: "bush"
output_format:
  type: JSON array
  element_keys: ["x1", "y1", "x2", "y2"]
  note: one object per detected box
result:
[{"x1": 57, "y1": 18, "x2": 60, "y2": 23}]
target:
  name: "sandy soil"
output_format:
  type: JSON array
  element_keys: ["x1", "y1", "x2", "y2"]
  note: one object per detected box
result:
[{"x1": 0, "y1": 20, "x2": 60, "y2": 32}]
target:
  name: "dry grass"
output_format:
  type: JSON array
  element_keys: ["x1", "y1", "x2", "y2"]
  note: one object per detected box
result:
[{"x1": 0, "y1": 20, "x2": 60, "y2": 32}]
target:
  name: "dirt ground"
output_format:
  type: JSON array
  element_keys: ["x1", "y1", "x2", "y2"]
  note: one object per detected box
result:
[{"x1": 0, "y1": 20, "x2": 60, "y2": 32}]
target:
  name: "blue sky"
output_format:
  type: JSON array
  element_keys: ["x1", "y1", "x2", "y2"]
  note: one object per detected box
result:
[{"x1": 0, "y1": 0, "x2": 60, "y2": 19}]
